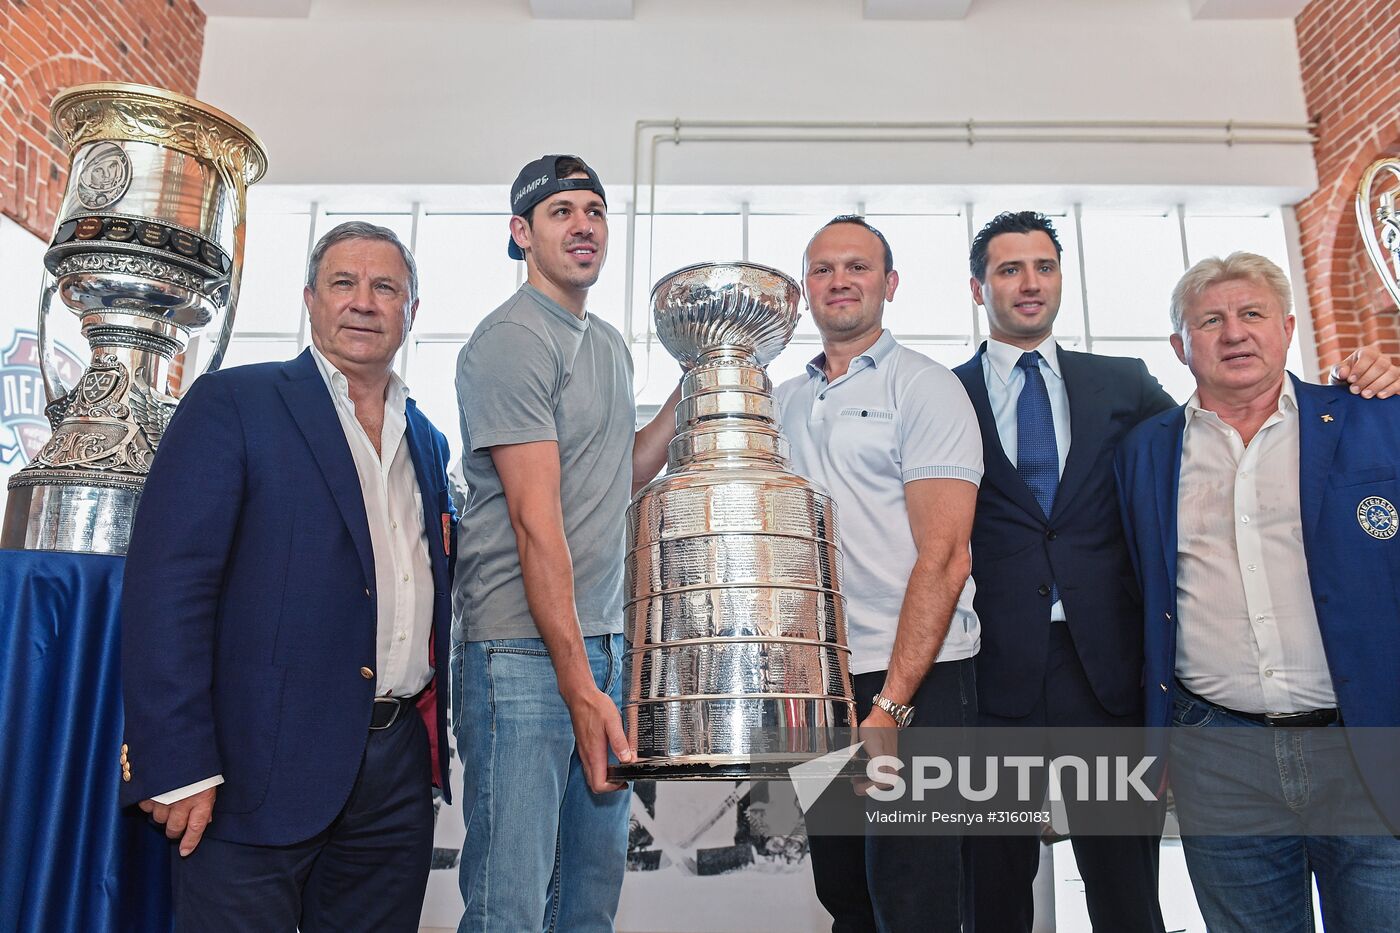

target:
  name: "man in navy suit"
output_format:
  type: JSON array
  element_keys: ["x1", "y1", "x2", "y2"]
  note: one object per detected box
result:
[
  {"x1": 952, "y1": 211, "x2": 1171, "y2": 933},
  {"x1": 1116, "y1": 252, "x2": 1400, "y2": 932},
  {"x1": 120, "y1": 221, "x2": 454, "y2": 933}
]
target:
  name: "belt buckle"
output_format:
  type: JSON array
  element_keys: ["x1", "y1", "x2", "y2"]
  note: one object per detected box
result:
[
  {"x1": 371, "y1": 696, "x2": 403, "y2": 731},
  {"x1": 1264, "y1": 709, "x2": 1331, "y2": 727}
]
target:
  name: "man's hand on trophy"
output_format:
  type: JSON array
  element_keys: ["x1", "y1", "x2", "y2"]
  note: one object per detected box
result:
[
  {"x1": 140, "y1": 786, "x2": 216, "y2": 857},
  {"x1": 1331, "y1": 343, "x2": 1400, "y2": 398},
  {"x1": 564, "y1": 683, "x2": 634, "y2": 793},
  {"x1": 852, "y1": 707, "x2": 901, "y2": 797}
]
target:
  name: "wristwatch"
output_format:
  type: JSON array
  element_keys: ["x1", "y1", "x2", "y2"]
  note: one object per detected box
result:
[{"x1": 871, "y1": 693, "x2": 915, "y2": 728}]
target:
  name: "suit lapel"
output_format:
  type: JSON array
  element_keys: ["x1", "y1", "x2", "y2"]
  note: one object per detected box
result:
[
  {"x1": 1150, "y1": 407, "x2": 1186, "y2": 588},
  {"x1": 1294, "y1": 375, "x2": 1344, "y2": 544},
  {"x1": 277, "y1": 350, "x2": 377, "y2": 589},
  {"x1": 1052, "y1": 348, "x2": 1110, "y2": 521},
  {"x1": 955, "y1": 348, "x2": 1045, "y2": 520},
  {"x1": 404, "y1": 398, "x2": 449, "y2": 592}
]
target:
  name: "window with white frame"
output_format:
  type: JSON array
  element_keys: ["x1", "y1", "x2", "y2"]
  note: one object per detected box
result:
[{"x1": 213, "y1": 191, "x2": 1310, "y2": 465}]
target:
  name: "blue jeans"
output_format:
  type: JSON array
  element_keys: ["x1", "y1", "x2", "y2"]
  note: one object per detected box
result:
[
  {"x1": 1170, "y1": 691, "x2": 1400, "y2": 933},
  {"x1": 451, "y1": 633, "x2": 630, "y2": 933}
]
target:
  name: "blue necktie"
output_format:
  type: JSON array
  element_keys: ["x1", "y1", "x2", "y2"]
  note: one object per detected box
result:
[{"x1": 1016, "y1": 351, "x2": 1059, "y2": 604}]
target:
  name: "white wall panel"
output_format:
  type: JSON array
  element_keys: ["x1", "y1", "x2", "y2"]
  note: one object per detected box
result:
[{"x1": 198, "y1": 0, "x2": 1315, "y2": 192}]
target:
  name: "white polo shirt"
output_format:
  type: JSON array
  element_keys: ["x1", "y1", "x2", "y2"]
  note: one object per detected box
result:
[{"x1": 774, "y1": 330, "x2": 984, "y2": 675}]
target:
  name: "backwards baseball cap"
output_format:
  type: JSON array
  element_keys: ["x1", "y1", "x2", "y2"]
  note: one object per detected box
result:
[{"x1": 507, "y1": 154, "x2": 607, "y2": 260}]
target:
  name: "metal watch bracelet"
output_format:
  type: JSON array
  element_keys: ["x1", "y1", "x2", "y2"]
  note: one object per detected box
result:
[{"x1": 871, "y1": 693, "x2": 915, "y2": 728}]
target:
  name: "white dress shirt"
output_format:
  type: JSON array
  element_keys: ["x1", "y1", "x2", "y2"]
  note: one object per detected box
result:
[
  {"x1": 981, "y1": 335, "x2": 1072, "y2": 622},
  {"x1": 1175, "y1": 376, "x2": 1336, "y2": 714},
  {"x1": 152, "y1": 349, "x2": 435, "y2": 805},
  {"x1": 312, "y1": 343, "x2": 435, "y2": 701}
]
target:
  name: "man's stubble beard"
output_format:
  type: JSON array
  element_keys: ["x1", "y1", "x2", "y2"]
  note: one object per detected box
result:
[{"x1": 815, "y1": 304, "x2": 881, "y2": 343}]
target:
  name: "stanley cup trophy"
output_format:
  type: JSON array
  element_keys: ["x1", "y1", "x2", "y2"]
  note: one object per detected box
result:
[
  {"x1": 613, "y1": 262, "x2": 857, "y2": 781},
  {"x1": 1, "y1": 83, "x2": 267, "y2": 555},
  {"x1": 1357, "y1": 157, "x2": 1400, "y2": 310}
]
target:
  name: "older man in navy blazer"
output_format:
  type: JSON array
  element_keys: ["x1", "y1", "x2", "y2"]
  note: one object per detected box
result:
[
  {"x1": 1116, "y1": 252, "x2": 1400, "y2": 932},
  {"x1": 120, "y1": 221, "x2": 454, "y2": 933}
]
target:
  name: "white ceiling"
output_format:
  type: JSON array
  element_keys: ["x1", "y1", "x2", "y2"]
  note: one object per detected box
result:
[
  {"x1": 529, "y1": 0, "x2": 634, "y2": 16},
  {"x1": 192, "y1": 0, "x2": 1312, "y2": 20},
  {"x1": 194, "y1": 0, "x2": 1317, "y2": 189},
  {"x1": 1189, "y1": 0, "x2": 1309, "y2": 18},
  {"x1": 195, "y1": 0, "x2": 311, "y2": 16},
  {"x1": 862, "y1": 0, "x2": 975, "y2": 18}
]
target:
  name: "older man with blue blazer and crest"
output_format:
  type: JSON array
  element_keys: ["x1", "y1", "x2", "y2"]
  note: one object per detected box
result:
[
  {"x1": 1116, "y1": 252, "x2": 1400, "y2": 932},
  {"x1": 120, "y1": 222, "x2": 455, "y2": 933}
]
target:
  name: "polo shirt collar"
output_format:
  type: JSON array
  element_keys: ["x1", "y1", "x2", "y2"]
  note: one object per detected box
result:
[
  {"x1": 985, "y1": 334, "x2": 1062, "y2": 386},
  {"x1": 805, "y1": 329, "x2": 896, "y2": 381}
]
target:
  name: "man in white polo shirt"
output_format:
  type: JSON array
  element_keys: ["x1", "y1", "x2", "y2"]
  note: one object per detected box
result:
[{"x1": 774, "y1": 215, "x2": 983, "y2": 933}]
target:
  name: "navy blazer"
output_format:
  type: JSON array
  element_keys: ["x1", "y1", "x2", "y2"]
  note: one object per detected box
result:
[
  {"x1": 1116, "y1": 375, "x2": 1400, "y2": 827},
  {"x1": 954, "y1": 345, "x2": 1175, "y2": 719},
  {"x1": 119, "y1": 349, "x2": 455, "y2": 846}
]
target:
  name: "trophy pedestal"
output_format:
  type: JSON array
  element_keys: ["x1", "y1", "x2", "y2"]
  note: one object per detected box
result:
[
  {"x1": 0, "y1": 549, "x2": 174, "y2": 927},
  {"x1": 2, "y1": 481, "x2": 141, "y2": 554},
  {"x1": 612, "y1": 695, "x2": 855, "y2": 782}
]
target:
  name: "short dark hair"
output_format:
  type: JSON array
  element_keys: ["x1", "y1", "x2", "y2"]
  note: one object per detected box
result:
[
  {"x1": 969, "y1": 211, "x2": 1063, "y2": 282},
  {"x1": 306, "y1": 220, "x2": 418, "y2": 305},
  {"x1": 812, "y1": 214, "x2": 895, "y2": 275},
  {"x1": 520, "y1": 156, "x2": 592, "y2": 227}
]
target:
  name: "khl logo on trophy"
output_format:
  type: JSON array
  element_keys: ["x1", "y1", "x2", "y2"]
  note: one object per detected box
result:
[{"x1": 0, "y1": 330, "x2": 86, "y2": 468}]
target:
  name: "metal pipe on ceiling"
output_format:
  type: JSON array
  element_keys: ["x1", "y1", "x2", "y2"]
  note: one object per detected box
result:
[{"x1": 623, "y1": 115, "x2": 1317, "y2": 347}]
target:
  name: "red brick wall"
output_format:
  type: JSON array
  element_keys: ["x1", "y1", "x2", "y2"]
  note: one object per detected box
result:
[
  {"x1": 0, "y1": 0, "x2": 206, "y2": 240},
  {"x1": 1295, "y1": 0, "x2": 1400, "y2": 371}
]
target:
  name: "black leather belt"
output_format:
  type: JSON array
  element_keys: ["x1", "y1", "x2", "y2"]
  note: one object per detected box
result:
[
  {"x1": 370, "y1": 693, "x2": 418, "y2": 730},
  {"x1": 1176, "y1": 680, "x2": 1340, "y2": 727},
  {"x1": 1256, "y1": 708, "x2": 1341, "y2": 727}
]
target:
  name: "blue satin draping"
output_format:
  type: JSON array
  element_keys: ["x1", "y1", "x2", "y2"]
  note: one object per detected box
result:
[{"x1": 0, "y1": 549, "x2": 171, "y2": 933}]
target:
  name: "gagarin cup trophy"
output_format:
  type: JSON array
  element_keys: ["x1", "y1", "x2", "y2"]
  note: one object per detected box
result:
[
  {"x1": 1357, "y1": 157, "x2": 1400, "y2": 310},
  {"x1": 1, "y1": 82, "x2": 267, "y2": 555},
  {"x1": 613, "y1": 261, "x2": 858, "y2": 781}
]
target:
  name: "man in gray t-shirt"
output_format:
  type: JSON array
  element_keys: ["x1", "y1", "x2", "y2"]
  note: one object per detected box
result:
[
  {"x1": 455, "y1": 280, "x2": 634, "y2": 644},
  {"x1": 451, "y1": 155, "x2": 679, "y2": 933}
]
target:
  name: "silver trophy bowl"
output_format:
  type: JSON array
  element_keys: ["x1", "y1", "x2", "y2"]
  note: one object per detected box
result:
[
  {"x1": 651, "y1": 261, "x2": 800, "y2": 368},
  {"x1": 1, "y1": 82, "x2": 266, "y2": 555},
  {"x1": 613, "y1": 262, "x2": 856, "y2": 781},
  {"x1": 1356, "y1": 157, "x2": 1400, "y2": 311}
]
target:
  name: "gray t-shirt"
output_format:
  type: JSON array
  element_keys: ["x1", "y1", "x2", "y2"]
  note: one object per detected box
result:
[{"x1": 453, "y1": 283, "x2": 635, "y2": 642}]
